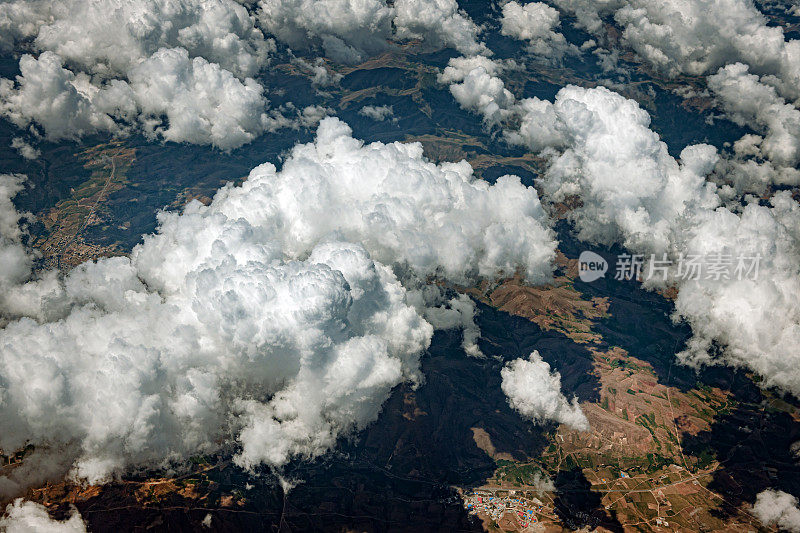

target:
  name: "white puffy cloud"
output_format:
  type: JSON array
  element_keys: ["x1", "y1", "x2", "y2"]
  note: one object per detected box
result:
[
  {"x1": 549, "y1": 0, "x2": 625, "y2": 34},
  {"x1": 616, "y1": 0, "x2": 800, "y2": 98},
  {"x1": 0, "y1": 1, "x2": 50, "y2": 52},
  {"x1": 437, "y1": 55, "x2": 574, "y2": 146},
  {"x1": 10, "y1": 138, "x2": 40, "y2": 160},
  {"x1": 0, "y1": 172, "x2": 62, "y2": 322},
  {"x1": 501, "y1": 1, "x2": 560, "y2": 42},
  {"x1": 500, "y1": 1, "x2": 576, "y2": 63},
  {"x1": 0, "y1": 52, "x2": 126, "y2": 141},
  {"x1": 504, "y1": 96, "x2": 568, "y2": 152},
  {"x1": 258, "y1": 0, "x2": 394, "y2": 64},
  {"x1": 501, "y1": 351, "x2": 590, "y2": 431},
  {"x1": 417, "y1": 291, "x2": 483, "y2": 357},
  {"x1": 0, "y1": 118, "x2": 557, "y2": 489},
  {"x1": 753, "y1": 489, "x2": 800, "y2": 532},
  {"x1": 290, "y1": 56, "x2": 343, "y2": 87},
  {"x1": 259, "y1": 103, "x2": 335, "y2": 132},
  {"x1": 238, "y1": 118, "x2": 556, "y2": 283},
  {"x1": 708, "y1": 63, "x2": 800, "y2": 167},
  {"x1": 552, "y1": 0, "x2": 800, "y2": 100},
  {"x1": 0, "y1": 0, "x2": 491, "y2": 146},
  {"x1": 0, "y1": 499, "x2": 87, "y2": 533},
  {"x1": 127, "y1": 47, "x2": 272, "y2": 149},
  {"x1": 671, "y1": 193, "x2": 800, "y2": 395},
  {"x1": 435, "y1": 53, "x2": 792, "y2": 395},
  {"x1": 358, "y1": 104, "x2": 394, "y2": 121},
  {"x1": 543, "y1": 1, "x2": 800, "y2": 189},
  {"x1": 0, "y1": 0, "x2": 271, "y2": 78},
  {"x1": 523, "y1": 84, "x2": 800, "y2": 398},
  {"x1": 0, "y1": 0, "x2": 277, "y2": 149},
  {"x1": 0, "y1": 239, "x2": 431, "y2": 485},
  {"x1": 0, "y1": 175, "x2": 62, "y2": 324},
  {"x1": 393, "y1": 0, "x2": 487, "y2": 56},
  {"x1": 0, "y1": 175, "x2": 35, "y2": 292},
  {"x1": 538, "y1": 85, "x2": 720, "y2": 253},
  {"x1": 712, "y1": 152, "x2": 800, "y2": 195},
  {"x1": 297, "y1": 104, "x2": 333, "y2": 128},
  {"x1": 256, "y1": 0, "x2": 486, "y2": 61},
  {"x1": 0, "y1": 48, "x2": 277, "y2": 150},
  {"x1": 438, "y1": 56, "x2": 515, "y2": 126},
  {"x1": 434, "y1": 53, "x2": 800, "y2": 397}
]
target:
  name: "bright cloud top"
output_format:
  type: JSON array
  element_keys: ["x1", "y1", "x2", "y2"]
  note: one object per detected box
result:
[
  {"x1": 393, "y1": 0, "x2": 486, "y2": 56},
  {"x1": 0, "y1": 0, "x2": 277, "y2": 149},
  {"x1": 552, "y1": 0, "x2": 800, "y2": 97},
  {"x1": 549, "y1": 0, "x2": 800, "y2": 185},
  {"x1": 258, "y1": 0, "x2": 394, "y2": 64},
  {"x1": 0, "y1": 0, "x2": 271, "y2": 78},
  {"x1": 753, "y1": 489, "x2": 800, "y2": 532},
  {"x1": 526, "y1": 85, "x2": 800, "y2": 397},
  {"x1": 536, "y1": 85, "x2": 720, "y2": 253},
  {"x1": 0, "y1": 499, "x2": 87, "y2": 533},
  {"x1": 0, "y1": 118, "x2": 557, "y2": 491},
  {"x1": 436, "y1": 30, "x2": 800, "y2": 397},
  {"x1": 500, "y1": 1, "x2": 576, "y2": 62},
  {"x1": 501, "y1": 351, "x2": 590, "y2": 431}
]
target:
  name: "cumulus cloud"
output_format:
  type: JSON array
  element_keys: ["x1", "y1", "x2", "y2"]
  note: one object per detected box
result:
[
  {"x1": 259, "y1": 103, "x2": 335, "y2": 132},
  {"x1": 753, "y1": 489, "x2": 800, "y2": 532},
  {"x1": 436, "y1": 54, "x2": 573, "y2": 147},
  {"x1": 712, "y1": 150, "x2": 800, "y2": 196},
  {"x1": 0, "y1": 1, "x2": 49, "y2": 52},
  {"x1": 708, "y1": 63, "x2": 800, "y2": 167},
  {"x1": 0, "y1": 0, "x2": 277, "y2": 149},
  {"x1": 10, "y1": 138, "x2": 40, "y2": 160},
  {"x1": 393, "y1": 0, "x2": 487, "y2": 56},
  {"x1": 501, "y1": 351, "x2": 590, "y2": 431},
  {"x1": 290, "y1": 56, "x2": 343, "y2": 87},
  {"x1": 258, "y1": 0, "x2": 394, "y2": 64},
  {"x1": 358, "y1": 104, "x2": 394, "y2": 121},
  {"x1": 547, "y1": 0, "x2": 624, "y2": 34},
  {"x1": 500, "y1": 1, "x2": 577, "y2": 63},
  {"x1": 438, "y1": 56, "x2": 515, "y2": 126},
  {"x1": 670, "y1": 193, "x2": 800, "y2": 395},
  {"x1": 544, "y1": 1, "x2": 800, "y2": 189},
  {"x1": 0, "y1": 52, "x2": 126, "y2": 141},
  {"x1": 0, "y1": 0, "x2": 492, "y2": 146},
  {"x1": 258, "y1": 0, "x2": 487, "y2": 61},
  {"x1": 127, "y1": 47, "x2": 272, "y2": 149},
  {"x1": 236, "y1": 117, "x2": 557, "y2": 284},
  {"x1": 0, "y1": 500, "x2": 87, "y2": 533},
  {"x1": 297, "y1": 105, "x2": 334, "y2": 128},
  {"x1": 432, "y1": 44, "x2": 800, "y2": 398},
  {"x1": 0, "y1": 118, "x2": 557, "y2": 489},
  {"x1": 504, "y1": 95, "x2": 568, "y2": 152},
  {"x1": 616, "y1": 0, "x2": 800, "y2": 98},
  {"x1": 436, "y1": 54, "x2": 575, "y2": 148},
  {"x1": 0, "y1": 175, "x2": 64, "y2": 324},
  {"x1": 0, "y1": 175, "x2": 35, "y2": 292},
  {"x1": 523, "y1": 84, "x2": 800, "y2": 398},
  {"x1": 0, "y1": 0, "x2": 271, "y2": 78},
  {"x1": 537, "y1": 85, "x2": 719, "y2": 253},
  {"x1": 0, "y1": 48, "x2": 278, "y2": 150},
  {"x1": 552, "y1": 0, "x2": 800, "y2": 97},
  {"x1": 416, "y1": 291, "x2": 483, "y2": 357}
]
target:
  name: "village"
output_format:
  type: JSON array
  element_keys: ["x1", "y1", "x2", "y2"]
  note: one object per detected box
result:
[{"x1": 461, "y1": 488, "x2": 549, "y2": 530}]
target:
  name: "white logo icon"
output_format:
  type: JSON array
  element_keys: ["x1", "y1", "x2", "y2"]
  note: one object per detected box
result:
[{"x1": 578, "y1": 251, "x2": 608, "y2": 282}]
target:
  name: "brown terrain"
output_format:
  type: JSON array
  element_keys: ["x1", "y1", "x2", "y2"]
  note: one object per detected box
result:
[{"x1": 457, "y1": 264, "x2": 788, "y2": 533}]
